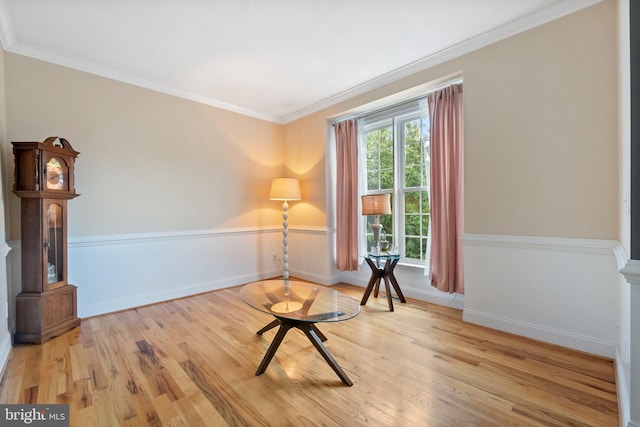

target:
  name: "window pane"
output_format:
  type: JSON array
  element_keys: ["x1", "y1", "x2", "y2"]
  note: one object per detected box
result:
[
  {"x1": 380, "y1": 147, "x2": 393, "y2": 170},
  {"x1": 405, "y1": 119, "x2": 420, "y2": 143},
  {"x1": 367, "y1": 172, "x2": 379, "y2": 191},
  {"x1": 404, "y1": 190, "x2": 429, "y2": 260},
  {"x1": 380, "y1": 127, "x2": 393, "y2": 148},
  {"x1": 365, "y1": 126, "x2": 394, "y2": 191},
  {"x1": 366, "y1": 150, "x2": 379, "y2": 171},
  {"x1": 405, "y1": 192, "x2": 420, "y2": 213},
  {"x1": 380, "y1": 129, "x2": 393, "y2": 189},
  {"x1": 405, "y1": 214, "x2": 420, "y2": 235},
  {"x1": 380, "y1": 214, "x2": 393, "y2": 236},
  {"x1": 422, "y1": 191, "x2": 429, "y2": 213},
  {"x1": 405, "y1": 164, "x2": 422, "y2": 187},
  {"x1": 404, "y1": 118, "x2": 429, "y2": 188},
  {"x1": 405, "y1": 236, "x2": 421, "y2": 259},
  {"x1": 381, "y1": 169, "x2": 393, "y2": 189},
  {"x1": 422, "y1": 213, "x2": 430, "y2": 233},
  {"x1": 366, "y1": 129, "x2": 381, "y2": 147}
]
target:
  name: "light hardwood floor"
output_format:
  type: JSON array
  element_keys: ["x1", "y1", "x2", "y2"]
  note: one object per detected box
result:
[{"x1": 0, "y1": 283, "x2": 619, "y2": 426}]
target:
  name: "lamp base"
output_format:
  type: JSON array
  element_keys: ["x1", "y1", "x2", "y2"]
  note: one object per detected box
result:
[
  {"x1": 271, "y1": 301, "x2": 303, "y2": 313},
  {"x1": 372, "y1": 220, "x2": 382, "y2": 247}
]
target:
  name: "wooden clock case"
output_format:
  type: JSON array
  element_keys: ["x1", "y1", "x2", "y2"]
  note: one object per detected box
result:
[{"x1": 12, "y1": 136, "x2": 80, "y2": 344}]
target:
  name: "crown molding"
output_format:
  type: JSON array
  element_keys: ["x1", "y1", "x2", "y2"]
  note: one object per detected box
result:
[
  {"x1": 278, "y1": 0, "x2": 604, "y2": 124},
  {"x1": 0, "y1": 0, "x2": 14, "y2": 50},
  {"x1": 1, "y1": 39, "x2": 282, "y2": 123},
  {"x1": 0, "y1": 0, "x2": 604, "y2": 125}
]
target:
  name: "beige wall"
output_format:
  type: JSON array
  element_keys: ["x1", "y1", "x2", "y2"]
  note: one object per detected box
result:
[
  {"x1": 2, "y1": 0, "x2": 619, "y2": 241},
  {"x1": 4, "y1": 54, "x2": 286, "y2": 239},
  {"x1": 462, "y1": 0, "x2": 618, "y2": 238},
  {"x1": 282, "y1": 114, "x2": 329, "y2": 226},
  {"x1": 286, "y1": 0, "x2": 618, "y2": 240}
]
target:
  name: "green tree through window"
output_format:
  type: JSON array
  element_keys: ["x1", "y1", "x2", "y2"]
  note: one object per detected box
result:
[{"x1": 361, "y1": 102, "x2": 430, "y2": 262}]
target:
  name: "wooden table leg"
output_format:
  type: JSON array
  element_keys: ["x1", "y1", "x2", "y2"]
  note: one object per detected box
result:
[
  {"x1": 299, "y1": 323, "x2": 353, "y2": 386},
  {"x1": 256, "y1": 318, "x2": 352, "y2": 386},
  {"x1": 257, "y1": 319, "x2": 328, "y2": 341},
  {"x1": 310, "y1": 324, "x2": 327, "y2": 342},
  {"x1": 389, "y1": 271, "x2": 406, "y2": 303},
  {"x1": 383, "y1": 257, "x2": 404, "y2": 310},
  {"x1": 256, "y1": 319, "x2": 280, "y2": 335},
  {"x1": 383, "y1": 275, "x2": 394, "y2": 311},
  {"x1": 361, "y1": 258, "x2": 382, "y2": 306},
  {"x1": 255, "y1": 321, "x2": 294, "y2": 376}
]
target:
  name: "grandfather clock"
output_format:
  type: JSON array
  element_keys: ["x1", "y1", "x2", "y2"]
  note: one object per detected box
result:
[{"x1": 12, "y1": 136, "x2": 80, "y2": 344}]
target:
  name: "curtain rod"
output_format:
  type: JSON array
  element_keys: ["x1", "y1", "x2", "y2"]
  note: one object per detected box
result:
[
  {"x1": 332, "y1": 98, "x2": 422, "y2": 126},
  {"x1": 331, "y1": 77, "x2": 463, "y2": 126},
  {"x1": 332, "y1": 96, "x2": 424, "y2": 126}
]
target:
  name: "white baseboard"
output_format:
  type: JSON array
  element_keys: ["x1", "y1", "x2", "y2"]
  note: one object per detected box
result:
[
  {"x1": 0, "y1": 332, "x2": 12, "y2": 376},
  {"x1": 402, "y1": 286, "x2": 464, "y2": 310},
  {"x1": 463, "y1": 308, "x2": 616, "y2": 357},
  {"x1": 615, "y1": 344, "x2": 632, "y2": 427},
  {"x1": 462, "y1": 234, "x2": 622, "y2": 358}
]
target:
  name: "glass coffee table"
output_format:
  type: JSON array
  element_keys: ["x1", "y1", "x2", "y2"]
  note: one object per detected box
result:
[{"x1": 239, "y1": 279, "x2": 360, "y2": 386}]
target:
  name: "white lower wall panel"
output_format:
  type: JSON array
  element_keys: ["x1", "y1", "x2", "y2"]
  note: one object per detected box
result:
[
  {"x1": 7, "y1": 229, "x2": 623, "y2": 362},
  {"x1": 463, "y1": 234, "x2": 622, "y2": 357},
  {"x1": 285, "y1": 227, "x2": 338, "y2": 285},
  {"x1": 8, "y1": 227, "x2": 338, "y2": 321},
  {"x1": 64, "y1": 228, "x2": 284, "y2": 318},
  {"x1": 0, "y1": 242, "x2": 12, "y2": 374}
]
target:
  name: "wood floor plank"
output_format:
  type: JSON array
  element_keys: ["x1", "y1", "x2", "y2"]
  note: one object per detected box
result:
[{"x1": 0, "y1": 282, "x2": 619, "y2": 426}]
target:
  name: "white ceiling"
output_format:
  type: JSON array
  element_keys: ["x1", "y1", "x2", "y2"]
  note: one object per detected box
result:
[{"x1": 0, "y1": 0, "x2": 601, "y2": 124}]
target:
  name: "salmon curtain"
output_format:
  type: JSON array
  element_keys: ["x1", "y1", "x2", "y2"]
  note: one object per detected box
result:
[
  {"x1": 334, "y1": 119, "x2": 360, "y2": 271},
  {"x1": 428, "y1": 84, "x2": 464, "y2": 293}
]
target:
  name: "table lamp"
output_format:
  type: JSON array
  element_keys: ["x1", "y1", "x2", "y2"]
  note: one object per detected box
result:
[
  {"x1": 361, "y1": 193, "x2": 391, "y2": 249},
  {"x1": 270, "y1": 178, "x2": 301, "y2": 281}
]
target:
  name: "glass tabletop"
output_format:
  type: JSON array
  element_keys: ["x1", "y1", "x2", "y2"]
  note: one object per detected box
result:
[
  {"x1": 363, "y1": 253, "x2": 401, "y2": 260},
  {"x1": 361, "y1": 253, "x2": 401, "y2": 268},
  {"x1": 239, "y1": 279, "x2": 360, "y2": 323}
]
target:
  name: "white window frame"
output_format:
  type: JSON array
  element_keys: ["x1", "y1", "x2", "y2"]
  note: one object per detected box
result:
[{"x1": 359, "y1": 101, "x2": 430, "y2": 265}]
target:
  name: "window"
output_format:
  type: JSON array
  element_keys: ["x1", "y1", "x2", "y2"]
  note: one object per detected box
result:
[{"x1": 360, "y1": 100, "x2": 430, "y2": 264}]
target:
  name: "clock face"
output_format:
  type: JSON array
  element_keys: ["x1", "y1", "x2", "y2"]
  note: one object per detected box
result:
[{"x1": 46, "y1": 157, "x2": 65, "y2": 190}]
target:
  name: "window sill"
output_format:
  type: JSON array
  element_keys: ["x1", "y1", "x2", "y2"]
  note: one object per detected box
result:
[{"x1": 397, "y1": 260, "x2": 427, "y2": 270}]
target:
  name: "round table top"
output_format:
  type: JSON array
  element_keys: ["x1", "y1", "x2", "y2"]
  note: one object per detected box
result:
[{"x1": 239, "y1": 279, "x2": 360, "y2": 323}]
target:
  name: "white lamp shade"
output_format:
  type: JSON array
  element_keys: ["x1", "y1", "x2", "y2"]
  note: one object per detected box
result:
[
  {"x1": 270, "y1": 178, "x2": 301, "y2": 201},
  {"x1": 361, "y1": 193, "x2": 391, "y2": 215}
]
